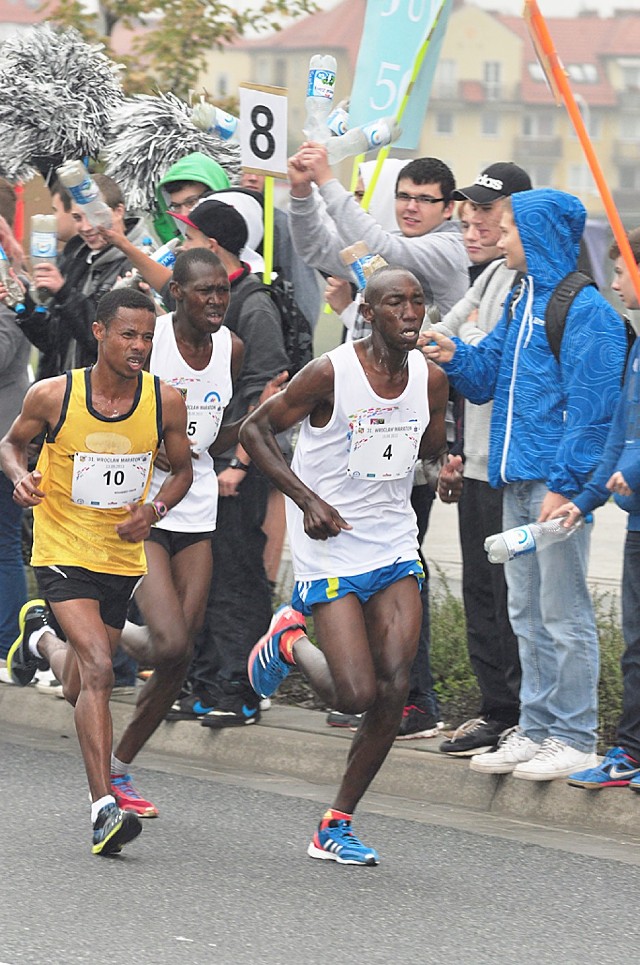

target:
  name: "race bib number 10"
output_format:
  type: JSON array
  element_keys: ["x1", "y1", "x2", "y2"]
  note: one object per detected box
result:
[{"x1": 71, "y1": 451, "x2": 153, "y2": 508}]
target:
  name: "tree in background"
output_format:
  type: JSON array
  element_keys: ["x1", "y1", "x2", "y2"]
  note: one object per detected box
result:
[{"x1": 46, "y1": 0, "x2": 317, "y2": 97}]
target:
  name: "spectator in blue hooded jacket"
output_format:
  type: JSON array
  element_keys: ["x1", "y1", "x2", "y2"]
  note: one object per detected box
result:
[
  {"x1": 423, "y1": 188, "x2": 627, "y2": 781},
  {"x1": 552, "y1": 229, "x2": 640, "y2": 792}
]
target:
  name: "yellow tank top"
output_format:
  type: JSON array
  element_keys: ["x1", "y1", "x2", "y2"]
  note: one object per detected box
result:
[{"x1": 32, "y1": 368, "x2": 163, "y2": 576}]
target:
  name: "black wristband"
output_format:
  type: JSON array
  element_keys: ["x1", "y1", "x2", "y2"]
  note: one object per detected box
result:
[{"x1": 229, "y1": 457, "x2": 250, "y2": 472}]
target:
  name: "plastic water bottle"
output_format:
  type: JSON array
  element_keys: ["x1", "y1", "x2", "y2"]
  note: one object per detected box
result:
[
  {"x1": 326, "y1": 116, "x2": 402, "y2": 164},
  {"x1": 484, "y1": 516, "x2": 587, "y2": 564},
  {"x1": 339, "y1": 241, "x2": 387, "y2": 291},
  {"x1": 326, "y1": 100, "x2": 350, "y2": 137},
  {"x1": 56, "y1": 160, "x2": 113, "y2": 229},
  {"x1": 0, "y1": 242, "x2": 25, "y2": 309},
  {"x1": 112, "y1": 237, "x2": 181, "y2": 290},
  {"x1": 30, "y1": 214, "x2": 57, "y2": 306},
  {"x1": 191, "y1": 101, "x2": 239, "y2": 141},
  {"x1": 304, "y1": 54, "x2": 337, "y2": 143}
]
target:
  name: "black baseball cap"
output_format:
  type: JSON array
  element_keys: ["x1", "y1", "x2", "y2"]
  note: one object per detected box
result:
[
  {"x1": 452, "y1": 162, "x2": 532, "y2": 204},
  {"x1": 171, "y1": 198, "x2": 248, "y2": 256}
]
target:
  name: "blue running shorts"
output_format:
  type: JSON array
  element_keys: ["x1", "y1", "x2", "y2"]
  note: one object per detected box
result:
[{"x1": 292, "y1": 559, "x2": 424, "y2": 616}]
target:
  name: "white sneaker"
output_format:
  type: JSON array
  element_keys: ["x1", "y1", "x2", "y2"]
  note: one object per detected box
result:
[
  {"x1": 469, "y1": 727, "x2": 539, "y2": 774},
  {"x1": 512, "y1": 737, "x2": 598, "y2": 781}
]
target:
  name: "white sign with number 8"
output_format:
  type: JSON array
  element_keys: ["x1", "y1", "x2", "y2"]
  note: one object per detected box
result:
[{"x1": 239, "y1": 83, "x2": 288, "y2": 179}]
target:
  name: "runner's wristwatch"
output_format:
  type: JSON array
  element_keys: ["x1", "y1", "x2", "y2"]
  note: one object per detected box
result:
[
  {"x1": 150, "y1": 499, "x2": 168, "y2": 521},
  {"x1": 229, "y1": 457, "x2": 250, "y2": 472}
]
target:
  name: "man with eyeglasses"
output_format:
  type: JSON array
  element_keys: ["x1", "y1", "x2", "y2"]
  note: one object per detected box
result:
[
  {"x1": 287, "y1": 148, "x2": 468, "y2": 314},
  {"x1": 153, "y1": 152, "x2": 232, "y2": 244}
]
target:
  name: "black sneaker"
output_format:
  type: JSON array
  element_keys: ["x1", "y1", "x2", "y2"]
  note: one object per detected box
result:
[
  {"x1": 200, "y1": 691, "x2": 260, "y2": 728},
  {"x1": 165, "y1": 691, "x2": 217, "y2": 721},
  {"x1": 326, "y1": 710, "x2": 362, "y2": 729},
  {"x1": 7, "y1": 599, "x2": 51, "y2": 686},
  {"x1": 92, "y1": 802, "x2": 142, "y2": 856},
  {"x1": 396, "y1": 705, "x2": 444, "y2": 740},
  {"x1": 439, "y1": 717, "x2": 508, "y2": 757}
]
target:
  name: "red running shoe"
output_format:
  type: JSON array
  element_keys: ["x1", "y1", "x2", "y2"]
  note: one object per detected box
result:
[{"x1": 111, "y1": 773, "x2": 159, "y2": 818}]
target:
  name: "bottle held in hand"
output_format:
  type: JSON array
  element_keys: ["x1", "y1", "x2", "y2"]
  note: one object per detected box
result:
[
  {"x1": 484, "y1": 516, "x2": 586, "y2": 564},
  {"x1": 56, "y1": 160, "x2": 113, "y2": 229},
  {"x1": 30, "y1": 214, "x2": 58, "y2": 306},
  {"x1": 304, "y1": 54, "x2": 337, "y2": 143},
  {"x1": 326, "y1": 116, "x2": 402, "y2": 165}
]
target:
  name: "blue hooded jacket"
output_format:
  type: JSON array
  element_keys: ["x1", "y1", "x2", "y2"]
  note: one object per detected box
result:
[
  {"x1": 443, "y1": 189, "x2": 627, "y2": 496},
  {"x1": 573, "y1": 338, "x2": 640, "y2": 531}
]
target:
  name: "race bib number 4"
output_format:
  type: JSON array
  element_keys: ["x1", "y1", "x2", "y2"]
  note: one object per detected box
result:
[
  {"x1": 71, "y1": 451, "x2": 152, "y2": 508},
  {"x1": 347, "y1": 422, "x2": 421, "y2": 480}
]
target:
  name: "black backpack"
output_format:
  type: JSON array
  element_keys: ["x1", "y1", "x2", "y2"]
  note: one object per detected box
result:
[
  {"x1": 226, "y1": 273, "x2": 314, "y2": 377},
  {"x1": 509, "y1": 269, "x2": 636, "y2": 369}
]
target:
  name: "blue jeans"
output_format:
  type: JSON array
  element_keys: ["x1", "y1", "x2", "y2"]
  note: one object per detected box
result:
[
  {"x1": 617, "y1": 531, "x2": 640, "y2": 759},
  {"x1": 0, "y1": 471, "x2": 27, "y2": 659},
  {"x1": 503, "y1": 480, "x2": 598, "y2": 752}
]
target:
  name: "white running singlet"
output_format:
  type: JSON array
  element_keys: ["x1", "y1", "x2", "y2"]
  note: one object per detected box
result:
[
  {"x1": 148, "y1": 312, "x2": 233, "y2": 532},
  {"x1": 286, "y1": 341, "x2": 430, "y2": 581}
]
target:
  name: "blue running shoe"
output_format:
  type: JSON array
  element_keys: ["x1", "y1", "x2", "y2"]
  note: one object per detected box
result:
[
  {"x1": 567, "y1": 746, "x2": 640, "y2": 789},
  {"x1": 92, "y1": 802, "x2": 142, "y2": 856},
  {"x1": 247, "y1": 604, "x2": 305, "y2": 699},
  {"x1": 307, "y1": 820, "x2": 379, "y2": 866}
]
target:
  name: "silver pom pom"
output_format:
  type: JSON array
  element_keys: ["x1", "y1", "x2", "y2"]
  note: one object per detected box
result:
[
  {"x1": 0, "y1": 22, "x2": 124, "y2": 183},
  {"x1": 103, "y1": 91, "x2": 241, "y2": 212}
]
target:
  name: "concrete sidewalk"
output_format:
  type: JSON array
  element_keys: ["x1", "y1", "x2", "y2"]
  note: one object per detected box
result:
[{"x1": 2, "y1": 682, "x2": 639, "y2": 842}]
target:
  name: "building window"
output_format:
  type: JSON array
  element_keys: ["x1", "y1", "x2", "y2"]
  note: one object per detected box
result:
[
  {"x1": 619, "y1": 166, "x2": 640, "y2": 191},
  {"x1": 522, "y1": 113, "x2": 555, "y2": 137},
  {"x1": 620, "y1": 115, "x2": 640, "y2": 141},
  {"x1": 568, "y1": 164, "x2": 595, "y2": 193},
  {"x1": 483, "y1": 61, "x2": 502, "y2": 101},
  {"x1": 481, "y1": 113, "x2": 500, "y2": 137},
  {"x1": 274, "y1": 58, "x2": 287, "y2": 89},
  {"x1": 569, "y1": 109, "x2": 600, "y2": 140},
  {"x1": 435, "y1": 58, "x2": 456, "y2": 97},
  {"x1": 217, "y1": 74, "x2": 228, "y2": 98},
  {"x1": 435, "y1": 112, "x2": 453, "y2": 135},
  {"x1": 528, "y1": 163, "x2": 554, "y2": 188},
  {"x1": 621, "y1": 62, "x2": 640, "y2": 91}
]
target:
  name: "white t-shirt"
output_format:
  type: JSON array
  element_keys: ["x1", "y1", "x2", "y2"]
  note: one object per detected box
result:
[
  {"x1": 148, "y1": 312, "x2": 233, "y2": 532},
  {"x1": 286, "y1": 341, "x2": 430, "y2": 580}
]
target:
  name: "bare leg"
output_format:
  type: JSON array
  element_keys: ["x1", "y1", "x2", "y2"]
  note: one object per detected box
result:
[
  {"x1": 316, "y1": 578, "x2": 421, "y2": 815},
  {"x1": 262, "y1": 487, "x2": 286, "y2": 586},
  {"x1": 47, "y1": 598, "x2": 119, "y2": 801},
  {"x1": 114, "y1": 539, "x2": 212, "y2": 765}
]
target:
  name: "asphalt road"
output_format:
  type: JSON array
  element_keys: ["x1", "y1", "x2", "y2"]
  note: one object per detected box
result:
[{"x1": 2, "y1": 724, "x2": 640, "y2": 965}]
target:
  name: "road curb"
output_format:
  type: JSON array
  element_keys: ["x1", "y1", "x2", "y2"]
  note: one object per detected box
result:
[{"x1": 2, "y1": 683, "x2": 639, "y2": 839}]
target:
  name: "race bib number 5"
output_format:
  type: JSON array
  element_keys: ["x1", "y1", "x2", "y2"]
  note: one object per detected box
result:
[
  {"x1": 347, "y1": 422, "x2": 421, "y2": 480},
  {"x1": 71, "y1": 451, "x2": 152, "y2": 508}
]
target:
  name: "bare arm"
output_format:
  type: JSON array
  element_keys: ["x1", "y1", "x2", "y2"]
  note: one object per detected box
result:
[
  {"x1": 0, "y1": 378, "x2": 66, "y2": 506},
  {"x1": 97, "y1": 227, "x2": 174, "y2": 293},
  {"x1": 240, "y1": 358, "x2": 352, "y2": 540}
]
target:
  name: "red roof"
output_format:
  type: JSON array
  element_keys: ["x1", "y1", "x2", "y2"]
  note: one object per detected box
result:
[
  {"x1": 238, "y1": 0, "x2": 365, "y2": 70},
  {"x1": 498, "y1": 13, "x2": 640, "y2": 107}
]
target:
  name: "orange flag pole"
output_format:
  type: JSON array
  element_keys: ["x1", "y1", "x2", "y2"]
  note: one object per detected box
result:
[{"x1": 523, "y1": 0, "x2": 640, "y2": 305}]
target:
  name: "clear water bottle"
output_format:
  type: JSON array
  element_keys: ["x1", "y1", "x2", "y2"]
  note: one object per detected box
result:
[
  {"x1": 326, "y1": 116, "x2": 402, "y2": 165},
  {"x1": 56, "y1": 160, "x2": 113, "y2": 229},
  {"x1": 0, "y1": 242, "x2": 26, "y2": 309},
  {"x1": 304, "y1": 54, "x2": 337, "y2": 143},
  {"x1": 30, "y1": 214, "x2": 58, "y2": 306},
  {"x1": 484, "y1": 516, "x2": 586, "y2": 564},
  {"x1": 191, "y1": 101, "x2": 239, "y2": 141},
  {"x1": 326, "y1": 100, "x2": 350, "y2": 137},
  {"x1": 112, "y1": 237, "x2": 181, "y2": 290}
]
